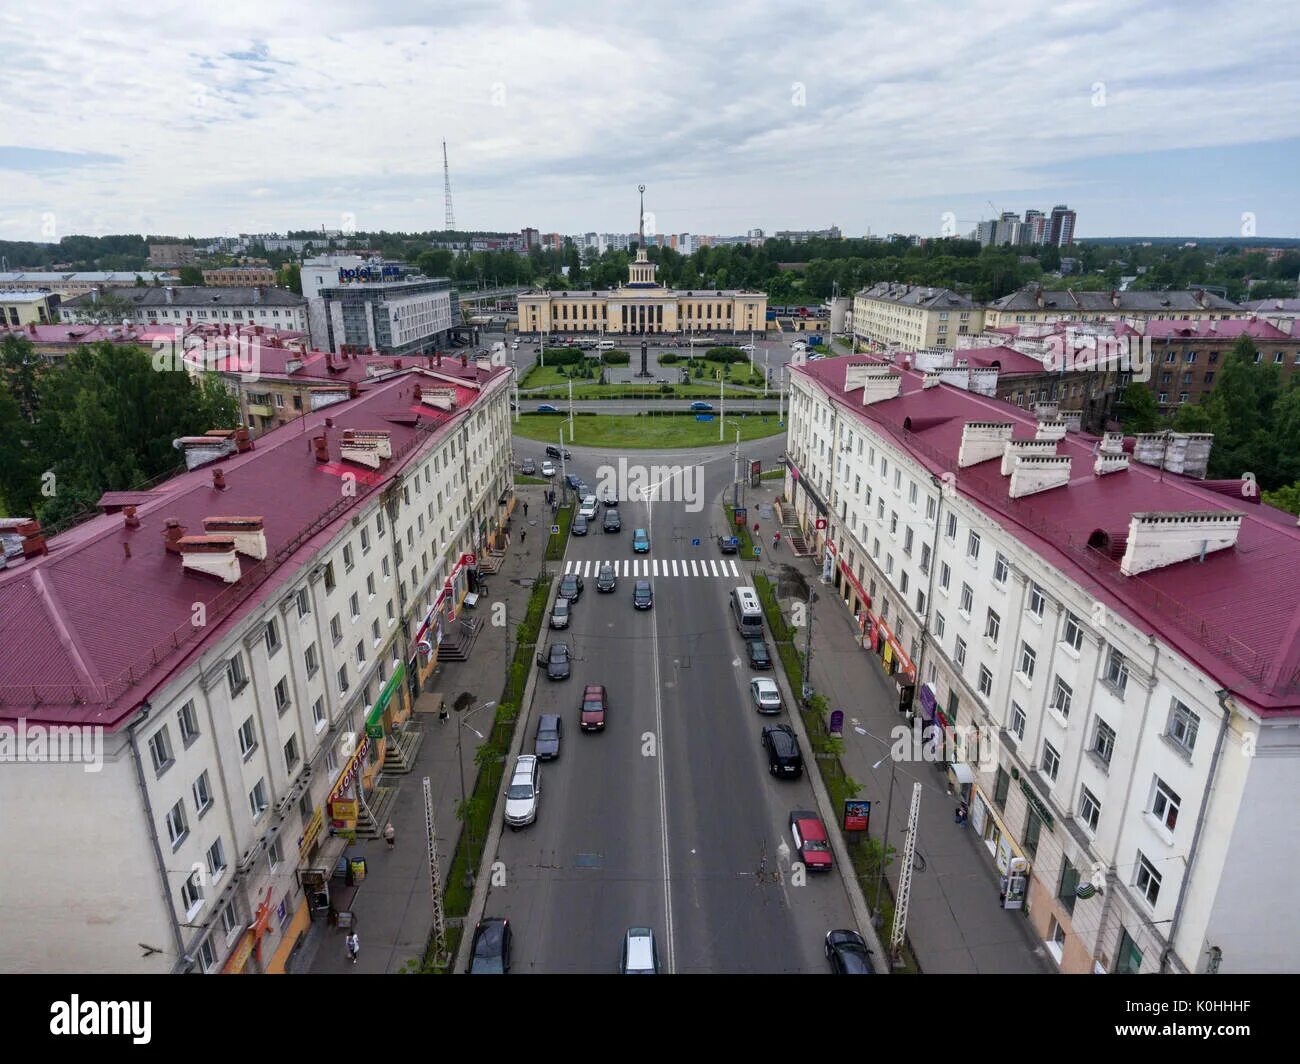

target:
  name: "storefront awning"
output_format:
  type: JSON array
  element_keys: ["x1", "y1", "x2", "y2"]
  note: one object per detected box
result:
[{"x1": 950, "y1": 761, "x2": 975, "y2": 785}]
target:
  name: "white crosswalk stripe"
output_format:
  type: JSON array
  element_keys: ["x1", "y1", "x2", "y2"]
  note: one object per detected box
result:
[
  {"x1": 570, "y1": 558, "x2": 747, "y2": 582},
  {"x1": 565, "y1": 560, "x2": 574, "y2": 574},
  {"x1": 729, "y1": 559, "x2": 740, "y2": 577},
  {"x1": 652, "y1": 560, "x2": 659, "y2": 577},
  {"x1": 671, "y1": 560, "x2": 679, "y2": 577}
]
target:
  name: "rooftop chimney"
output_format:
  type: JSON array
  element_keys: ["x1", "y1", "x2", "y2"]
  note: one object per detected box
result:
[
  {"x1": 1035, "y1": 419, "x2": 1068, "y2": 443},
  {"x1": 1001, "y1": 439, "x2": 1058, "y2": 475},
  {"x1": 313, "y1": 434, "x2": 329, "y2": 462},
  {"x1": 1009, "y1": 455, "x2": 1073, "y2": 498},
  {"x1": 1100, "y1": 431, "x2": 1125, "y2": 456},
  {"x1": 124, "y1": 506, "x2": 141, "y2": 529},
  {"x1": 435, "y1": 352, "x2": 442, "y2": 367},
  {"x1": 178, "y1": 535, "x2": 242, "y2": 583},
  {"x1": 162, "y1": 519, "x2": 187, "y2": 553},
  {"x1": 202, "y1": 516, "x2": 267, "y2": 559},
  {"x1": 958, "y1": 422, "x2": 1014, "y2": 468},
  {"x1": 1118, "y1": 511, "x2": 1243, "y2": 576},
  {"x1": 18, "y1": 520, "x2": 47, "y2": 558},
  {"x1": 460, "y1": 353, "x2": 469, "y2": 368},
  {"x1": 860, "y1": 371, "x2": 903, "y2": 406}
]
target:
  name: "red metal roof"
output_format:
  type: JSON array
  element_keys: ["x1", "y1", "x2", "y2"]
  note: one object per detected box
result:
[
  {"x1": 795, "y1": 357, "x2": 1300, "y2": 715},
  {"x1": 0, "y1": 366, "x2": 508, "y2": 728}
]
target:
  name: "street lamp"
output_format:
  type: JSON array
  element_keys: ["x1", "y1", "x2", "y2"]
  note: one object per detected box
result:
[
  {"x1": 728, "y1": 420, "x2": 742, "y2": 508},
  {"x1": 871, "y1": 752, "x2": 898, "y2": 928},
  {"x1": 457, "y1": 700, "x2": 497, "y2": 844}
]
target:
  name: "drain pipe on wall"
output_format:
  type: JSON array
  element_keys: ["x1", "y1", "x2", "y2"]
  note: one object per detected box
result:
[{"x1": 1160, "y1": 688, "x2": 1234, "y2": 974}]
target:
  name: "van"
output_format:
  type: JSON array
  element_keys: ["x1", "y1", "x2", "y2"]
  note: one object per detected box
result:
[
  {"x1": 731, "y1": 586, "x2": 764, "y2": 637},
  {"x1": 598, "y1": 340, "x2": 616, "y2": 350},
  {"x1": 620, "y1": 927, "x2": 659, "y2": 974}
]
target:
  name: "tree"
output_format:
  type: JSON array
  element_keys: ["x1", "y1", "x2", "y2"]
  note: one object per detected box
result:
[
  {"x1": 178, "y1": 265, "x2": 204, "y2": 286},
  {"x1": 417, "y1": 249, "x2": 454, "y2": 278},
  {"x1": 1114, "y1": 382, "x2": 1163, "y2": 433},
  {"x1": 276, "y1": 262, "x2": 302, "y2": 294},
  {"x1": 1263, "y1": 482, "x2": 1300, "y2": 515}
]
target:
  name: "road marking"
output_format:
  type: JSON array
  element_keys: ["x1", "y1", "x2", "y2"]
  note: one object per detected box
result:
[
  {"x1": 622, "y1": 560, "x2": 629, "y2": 577},
  {"x1": 729, "y1": 560, "x2": 740, "y2": 577},
  {"x1": 709, "y1": 560, "x2": 720, "y2": 577},
  {"x1": 671, "y1": 560, "x2": 679, "y2": 577},
  {"x1": 652, "y1": 559, "x2": 659, "y2": 577},
  {"x1": 564, "y1": 560, "x2": 574, "y2": 574},
  {"x1": 690, "y1": 559, "x2": 699, "y2": 576},
  {"x1": 582, "y1": 560, "x2": 592, "y2": 577},
  {"x1": 648, "y1": 547, "x2": 674, "y2": 975}
]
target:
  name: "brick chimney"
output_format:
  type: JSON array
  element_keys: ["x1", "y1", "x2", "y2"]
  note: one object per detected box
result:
[
  {"x1": 202, "y1": 516, "x2": 267, "y2": 559},
  {"x1": 413, "y1": 383, "x2": 423, "y2": 402},
  {"x1": 461, "y1": 353, "x2": 468, "y2": 367},
  {"x1": 212, "y1": 468, "x2": 227, "y2": 490},
  {"x1": 1009, "y1": 455, "x2": 1073, "y2": 498},
  {"x1": 162, "y1": 519, "x2": 187, "y2": 553},
  {"x1": 17, "y1": 520, "x2": 47, "y2": 558},
  {"x1": 124, "y1": 506, "x2": 141, "y2": 529},
  {"x1": 178, "y1": 535, "x2": 242, "y2": 583},
  {"x1": 313, "y1": 435, "x2": 329, "y2": 462}
]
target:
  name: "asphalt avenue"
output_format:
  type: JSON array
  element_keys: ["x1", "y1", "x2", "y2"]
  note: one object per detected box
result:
[{"x1": 487, "y1": 438, "x2": 858, "y2": 973}]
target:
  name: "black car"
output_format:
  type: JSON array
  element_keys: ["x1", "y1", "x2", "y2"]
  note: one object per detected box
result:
[
  {"x1": 558, "y1": 573, "x2": 584, "y2": 602},
  {"x1": 537, "y1": 643, "x2": 571, "y2": 680},
  {"x1": 718, "y1": 535, "x2": 739, "y2": 553},
  {"x1": 546, "y1": 445, "x2": 573, "y2": 461},
  {"x1": 633, "y1": 580, "x2": 653, "y2": 610},
  {"x1": 603, "y1": 508, "x2": 621, "y2": 533},
  {"x1": 825, "y1": 929, "x2": 875, "y2": 974},
  {"x1": 520, "y1": 458, "x2": 536, "y2": 475},
  {"x1": 747, "y1": 639, "x2": 773, "y2": 669},
  {"x1": 572, "y1": 514, "x2": 589, "y2": 536},
  {"x1": 761, "y1": 724, "x2": 803, "y2": 778},
  {"x1": 534, "y1": 714, "x2": 562, "y2": 759},
  {"x1": 564, "y1": 473, "x2": 583, "y2": 491},
  {"x1": 468, "y1": 917, "x2": 512, "y2": 974},
  {"x1": 596, "y1": 562, "x2": 617, "y2": 592}
]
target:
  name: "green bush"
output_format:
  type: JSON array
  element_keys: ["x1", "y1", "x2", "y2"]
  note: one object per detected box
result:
[
  {"x1": 601, "y1": 351, "x2": 630, "y2": 365},
  {"x1": 693, "y1": 365, "x2": 704, "y2": 378},
  {"x1": 705, "y1": 347, "x2": 747, "y2": 363},
  {"x1": 540, "y1": 347, "x2": 584, "y2": 365},
  {"x1": 657, "y1": 353, "x2": 679, "y2": 364}
]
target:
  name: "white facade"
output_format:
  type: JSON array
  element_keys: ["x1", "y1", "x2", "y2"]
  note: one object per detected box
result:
[
  {"x1": 785, "y1": 371, "x2": 1300, "y2": 974},
  {"x1": 62, "y1": 294, "x2": 308, "y2": 332},
  {"x1": 0, "y1": 376, "x2": 513, "y2": 973}
]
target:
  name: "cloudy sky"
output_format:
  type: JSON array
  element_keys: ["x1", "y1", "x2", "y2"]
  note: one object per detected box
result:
[{"x1": 3, "y1": 0, "x2": 1299, "y2": 243}]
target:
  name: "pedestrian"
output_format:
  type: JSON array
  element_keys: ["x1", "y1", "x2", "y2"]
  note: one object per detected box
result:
[
  {"x1": 384, "y1": 821, "x2": 395, "y2": 849},
  {"x1": 346, "y1": 931, "x2": 359, "y2": 964},
  {"x1": 524, "y1": 501, "x2": 529, "y2": 517},
  {"x1": 521, "y1": 528, "x2": 527, "y2": 544},
  {"x1": 955, "y1": 803, "x2": 968, "y2": 826}
]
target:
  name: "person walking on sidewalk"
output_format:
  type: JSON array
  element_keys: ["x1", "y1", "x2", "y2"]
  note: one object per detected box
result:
[
  {"x1": 521, "y1": 528, "x2": 527, "y2": 544},
  {"x1": 346, "y1": 931, "x2": 360, "y2": 964},
  {"x1": 524, "y1": 501, "x2": 529, "y2": 517},
  {"x1": 384, "y1": 821, "x2": 395, "y2": 849}
]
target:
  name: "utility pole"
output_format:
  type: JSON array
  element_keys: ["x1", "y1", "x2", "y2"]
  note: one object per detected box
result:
[
  {"x1": 890, "y1": 782, "x2": 923, "y2": 966},
  {"x1": 732, "y1": 425, "x2": 741, "y2": 509},
  {"x1": 567, "y1": 377, "x2": 574, "y2": 443},
  {"x1": 778, "y1": 368, "x2": 785, "y2": 423},
  {"x1": 802, "y1": 587, "x2": 816, "y2": 700},
  {"x1": 558, "y1": 427, "x2": 567, "y2": 504},
  {"x1": 422, "y1": 777, "x2": 448, "y2": 965},
  {"x1": 872, "y1": 754, "x2": 897, "y2": 926},
  {"x1": 719, "y1": 367, "x2": 725, "y2": 442}
]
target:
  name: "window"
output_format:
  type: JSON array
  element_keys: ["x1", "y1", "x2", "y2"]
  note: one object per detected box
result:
[
  {"x1": 264, "y1": 618, "x2": 282, "y2": 656},
  {"x1": 1024, "y1": 807, "x2": 1043, "y2": 858},
  {"x1": 366, "y1": 573, "x2": 376, "y2": 598},
  {"x1": 984, "y1": 609, "x2": 1000, "y2": 645},
  {"x1": 889, "y1": 512, "x2": 898, "y2": 535},
  {"x1": 1010, "y1": 703, "x2": 1026, "y2": 741},
  {"x1": 312, "y1": 696, "x2": 326, "y2": 729},
  {"x1": 926, "y1": 496, "x2": 936, "y2": 521},
  {"x1": 1135, "y1": 852, "x2": 1162, "y2": 906},
  {"x1": 916, "y1": 589, "x2": 926, "y2": 615},
  {"x1": 1029, "y1": 584, "x2": 1046, "y2": 617},
  {"x1": 382, "y1": 556, "x2": 390, "y2": 579},
  {"x1": 993, "y1": 765, "x2": 1010, "y2": 809},
  {"x1": 946, "y1": 513, "x2": 958, "y2": 541},
  {"x1": 177, "y1": 700, "x2": 200, "y2": 746},
  {"x1": 1103, "y1": 647, "x2": 1129, "y2": 694},
  {"x1": 934, "y1": 612, "x2": 946, "y2": 638},
  {"x1": 909, "y1": 482, "x2": 918, "y2": 506},
  {"x1": 249, "y1": 779, "x2": 269, "y2": 819},
  {"x1": 978, "y1": 666, "x2": 992, "y2": 697},
  {"x1": 1093, "y1": 719, "x2": 1116, "y2": 766},
  {"x1": 959, "y1": 583, "x2": 973, "y2": 615},
  {"x1": 165, "y1": 799, "x2": 188, "y2": 847},
  {"x1": 993, "y1": 552, "x2": 1008, "y2": 584},
  {"x1": 221, "y1": 904, "x2": 240, "y2": 938},
  {"x1": 338, "y1": 665, "x2": 350, "y2": 694},
  {"x1": 920, "y1": 542, "x2": 931, "y2": 574},
  {"x1": 355, "y1": 641, "x2": 366, "y2": 667},
  {"x1": 1051, "y1": 676, "x2": 1072, "y2": 718},
  {"x1": 1019, "y1": 642, "x2": 1037, "y2": 681},
  {"x1": 269, "y1": 838, "x2": 284, "y2": 871},
  {"x1": 1150, "y1": 778, "x2": 1181, "y2": 832},
  {"x1": 330, "y1": 615, "x2": 343, "y2": 645},
  {"x1": 343, "y1": 544, "x2": 354, "y2": 572},
  {"x1": 885, "y1": 554, "x2": 894, "y2": 575},
  {"x1": 237, "y1": 716, "x2": 258, "y2": 758},
  {"x1": 1079, "y1": 786, "x2": 1101, "y2": 833},
  {"x1": 360, "y1": 527, "x2": 371, "y2": 554},
  {"x1": 349, "y1": 593, "x2": 360, "y2": 620},
  {"x1": 324, "y1": 562, "x2": 336, "y2": 593},
  {"x1": 900, "y1": 571, "x2": 909, "y2": 594},
  {"x1": 207, "y1": 838, "x2": 227, "y2": 879},
  {"x1": 1040, "y1": 742, "x2": 1061, "y2": 784},
  {"x1": 376, "y1": 511, "x2": 386, "y2": 538},
  {"x1": 1062, "y1": 613, "x2": 1083, "y2": 651},
  {"x1": 954, "y1": 636, "x2": 967, "y2": 670},
  {"x1": 371, "y1": 619, "x2": 381, "y2": 644},
  {"x1": 295, "y1": 588, "x2": 311, "y2": 618},
  {"x1": 304, "y1": 643, "x2": 319, "y2": 677},
  {"x1": 284, "y1": 735, "x2": 300, "y2": 773},
  {"x1": 967, "y1": 531, "x2": 981, "y2": 560},
  {"x1": 193, "y1": 770, "x2": 212, "y2": 814},
  {"x1": 227, "y1": 654, "x2": 248, "y2": 696},
  {"x1": 1057, "y1": 857, "x2": 1080, "y2": 915},
  {"x1": 181, "y1": 870, "x2": 204, "y2": 916},
  {"x1": 1166, "y1": 699, "x2": 1199, "y2": 756},
  {"x1": 903, "y1": 527, "x2": 914, "y2": 555},
  {"x1": 148, "y1": 725, "x2": 174, "y2": 777}
]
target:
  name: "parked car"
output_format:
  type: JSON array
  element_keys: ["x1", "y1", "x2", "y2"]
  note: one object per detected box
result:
[
  {"x1": 579, "y1": 495, "x2": 598, "y2": 519},
  {"x1": 504, "y1": 754, "x2": 540, "y2": 829},
  {"x1": 619, "y1": 927, "x2": 659, "y2": 974},
  {"x1": 750, "y1": 677, "x2": 782, "y2": 714},
  {"x1": 572, "y1": 514, "x2": 589, "y2": 536},
  {"x1": 558, "y1": 573, "x2": 584, "y2": 602},
  {"x1": 540, "y1": 460, "x2": 556, "y2": 478},
  {"x1": 537, "y1": 404, "x2": 559, "y2": 414},
  {"x1": 718, "y1": 534, "x2": 739, "y2": 553},
  {"x1": 596, "y1": 562, "x2": 617, "y2": 592},
  {"x1": 467, "y1": 917, "x2": 512, "y2": 974},
  {"x1": 520, "y1": 458, "x2": 536, "y2": 475},
  {"x1": 603, "y1": 508, "x2": 621, "y2": 533},
  {"x1": 600, "y1": 486, "x2": 618, "y2": 505},
  {"x1": 632, "y1": 528, "x2": 650, "y2": 553},
  {"x1": 746, "y1": 638, "x2": 773, "y2": 669},
  {"x1": 739, "y1": 344, "x2": 755, "y2": 352},
  {"x1": 546, "y1": 445, "x2": 572, "y2": 461},
  {"x1": 762, "y1": 724, "x2": 803, "y2": 778},
  {"x1": 534, "y1": 714, "x2": 562, "y2": 760},
  {"x1": 538, "y1": 643, "x2": 571, "y2": 680},
  {"x1": 826, "y1": 929, "x2": 875, "y2": 974},
  {"x1": 789, "y1": 810, "x2": 833, "y2": 872},
  {"x1": 549, "y1": 597, "x2": 571, "y2": 629},
  {"x1": 564, "y1": 473, "x2": 583, "y2": 491},
  {"x1": 580, "y1": 684, "x2": 608, "y2": 731},
  {"x1": 633, "y1": 580, "x2": 653, "y2": 610},
  {"x1": 689, "y1": 401, "x2": 714, "y2": 411}
]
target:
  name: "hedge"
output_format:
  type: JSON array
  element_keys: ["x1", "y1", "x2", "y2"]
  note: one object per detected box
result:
[{"x1": 601, "y1": 351, "x2": 630, "y2": 365}]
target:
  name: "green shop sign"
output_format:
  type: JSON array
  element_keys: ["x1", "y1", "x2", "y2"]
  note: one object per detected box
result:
[
  {"x1": 1019, "y1": 776, "x2": 1055, "y2": 830},
  {"x1": 365, "y1": 661, "x2": 406, "y2": 738}
]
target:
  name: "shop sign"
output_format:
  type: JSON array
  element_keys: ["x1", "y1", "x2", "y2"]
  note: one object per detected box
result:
[{"x1": 1018, "y1": 776, "x2": 1055, "y2": 830}]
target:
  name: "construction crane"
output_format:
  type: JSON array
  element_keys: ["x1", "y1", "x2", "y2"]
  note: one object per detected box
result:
[{"x1": 443, "y1": 141, "x2": 455, "y2": 232}]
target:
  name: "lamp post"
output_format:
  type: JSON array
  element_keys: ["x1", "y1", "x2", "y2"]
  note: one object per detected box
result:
[
  {"x1": 802, "y1": 589, "x2": 818, "y2": 701},
  {"x1": 871, "y1": 752, "x2": 898, "y2": 928},
  {"x1": 457, "y1": 700, "x2": 497, "y2": 844},
  {"x1": 728, "y1": 420, "x2": 742, "y2": 508}
]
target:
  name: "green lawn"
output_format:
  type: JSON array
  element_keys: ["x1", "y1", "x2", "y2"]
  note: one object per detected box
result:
[
  {"x1": 514, "y1": 473, "x2": 548, "y2": 485},
  {"x1": 514, "y1": 413, "x2": 787, "y2": 449}
]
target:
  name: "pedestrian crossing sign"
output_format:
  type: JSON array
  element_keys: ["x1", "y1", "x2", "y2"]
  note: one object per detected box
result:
[
  {"x1": 550, "y1": 525, "x2": 560, "y2": 535},
  {"x1": 753, "y1": 546, "x2": 762, "y2": 556}
]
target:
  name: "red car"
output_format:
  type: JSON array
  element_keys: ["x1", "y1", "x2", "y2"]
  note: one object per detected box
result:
[
  {"x1": 580, "y1": 684, "x2": 607, "y2": 732},
  {"x1": 790, "y1": 810, "x2": 833, "y2": 872}
]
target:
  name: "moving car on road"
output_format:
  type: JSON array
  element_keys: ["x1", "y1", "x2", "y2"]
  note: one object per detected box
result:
[
  {"x1": 746, "y1": 638, "x2": 773, "y2": 669},
  {"x1": 603, "y1": 507, "x2": 621, "y2": 533},
  {"x1": 537, "y1": 404, "x2": 559, "y2": 414},
  {"x1": 750, "y1": 677, "x2": 782, "y2": 713},
  {"x1": 762, "y1": 724, "x2": 803, "y2": 778},
  {"x1": 632, "y1": 528, "x2": 650, "y2": 553},
  {"x1": 546, "y1": 445, "x2": 572, "y2": 461},
  {"x1": 619, "y1": 927, "x2": 660, "y2": 974},
  {"x1": 534, "y1": 714, "x2": 562, "y2": 760},
  {"x1": 540, "y1": 460, "x2": 556, "y2": 478},
  {"x1": 596, "y1": 562, "x2": 617, "y2": 592},
  {"x1": 564, "y1": 473, "x2": 583, "y2": 491},
  {"x1": 504, "y1": 755, "x2": 540, "y2": 829},
  {"x1": 558, "y1": 572, "x2": 584, "y2": 602},
  {"x1": 826, "y1": 929, "x2": 875, "y2": 974},
  {"x1": 520, "y1": 458, "x2": 536, "y2": 475},
  {"x1": 689, "y1": 401, "x2": 714, "y2": 411},
  {"x1": 790, "y1": 810, "x2": 833, "y2": 872},
  {"x1": 538, "y1": 643, "x2": 571, "y2": 681},
  {"x1": 467, "y1": 918, "x2": 512, "y2": 974},
  {"x1": 633, "y1": 580, "x2": 653, "y2": 610},
  {"x1": 580, "y1": 684, "x2": 608, "y2": 731}
]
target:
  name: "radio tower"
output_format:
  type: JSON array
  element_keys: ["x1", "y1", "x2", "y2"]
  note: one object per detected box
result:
[{"x1": 442, "y1": 140, "x2": 455, "y2": 232}]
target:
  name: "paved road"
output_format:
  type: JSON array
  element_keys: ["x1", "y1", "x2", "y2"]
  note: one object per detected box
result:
[{"x1": 486, "y1": 438, "x2": 859, "y2": 972}]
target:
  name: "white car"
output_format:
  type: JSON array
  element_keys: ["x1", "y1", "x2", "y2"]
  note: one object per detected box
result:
[
  {"x1": 504, "y1": 755, "x2": 540, "y2": 829},
  {"x1": 750, "y1": 677, "x2": 783, "y2": 714},
  {"x1": 579, "y1": 495, "x2": 599, "y2": 519},
  {"x1": 540, "y1": 460, "x2": 556, "y2": 477},
  {"x1": 739, "y1": 344, "x2": 755, "y2": 352}
]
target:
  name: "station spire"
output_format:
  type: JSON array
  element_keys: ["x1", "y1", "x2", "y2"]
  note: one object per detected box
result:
[{"x1": 638, "y1": 184, "x2": 645, "y2": 249}]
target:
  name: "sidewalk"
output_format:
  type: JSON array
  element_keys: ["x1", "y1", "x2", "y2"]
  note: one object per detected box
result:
[
  {"x1": 300, "y1": 483, "x2": 549, "y2": 974},
  {"x1": 743, "y1": 479, "x2": 1051, "y2": 974}
]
